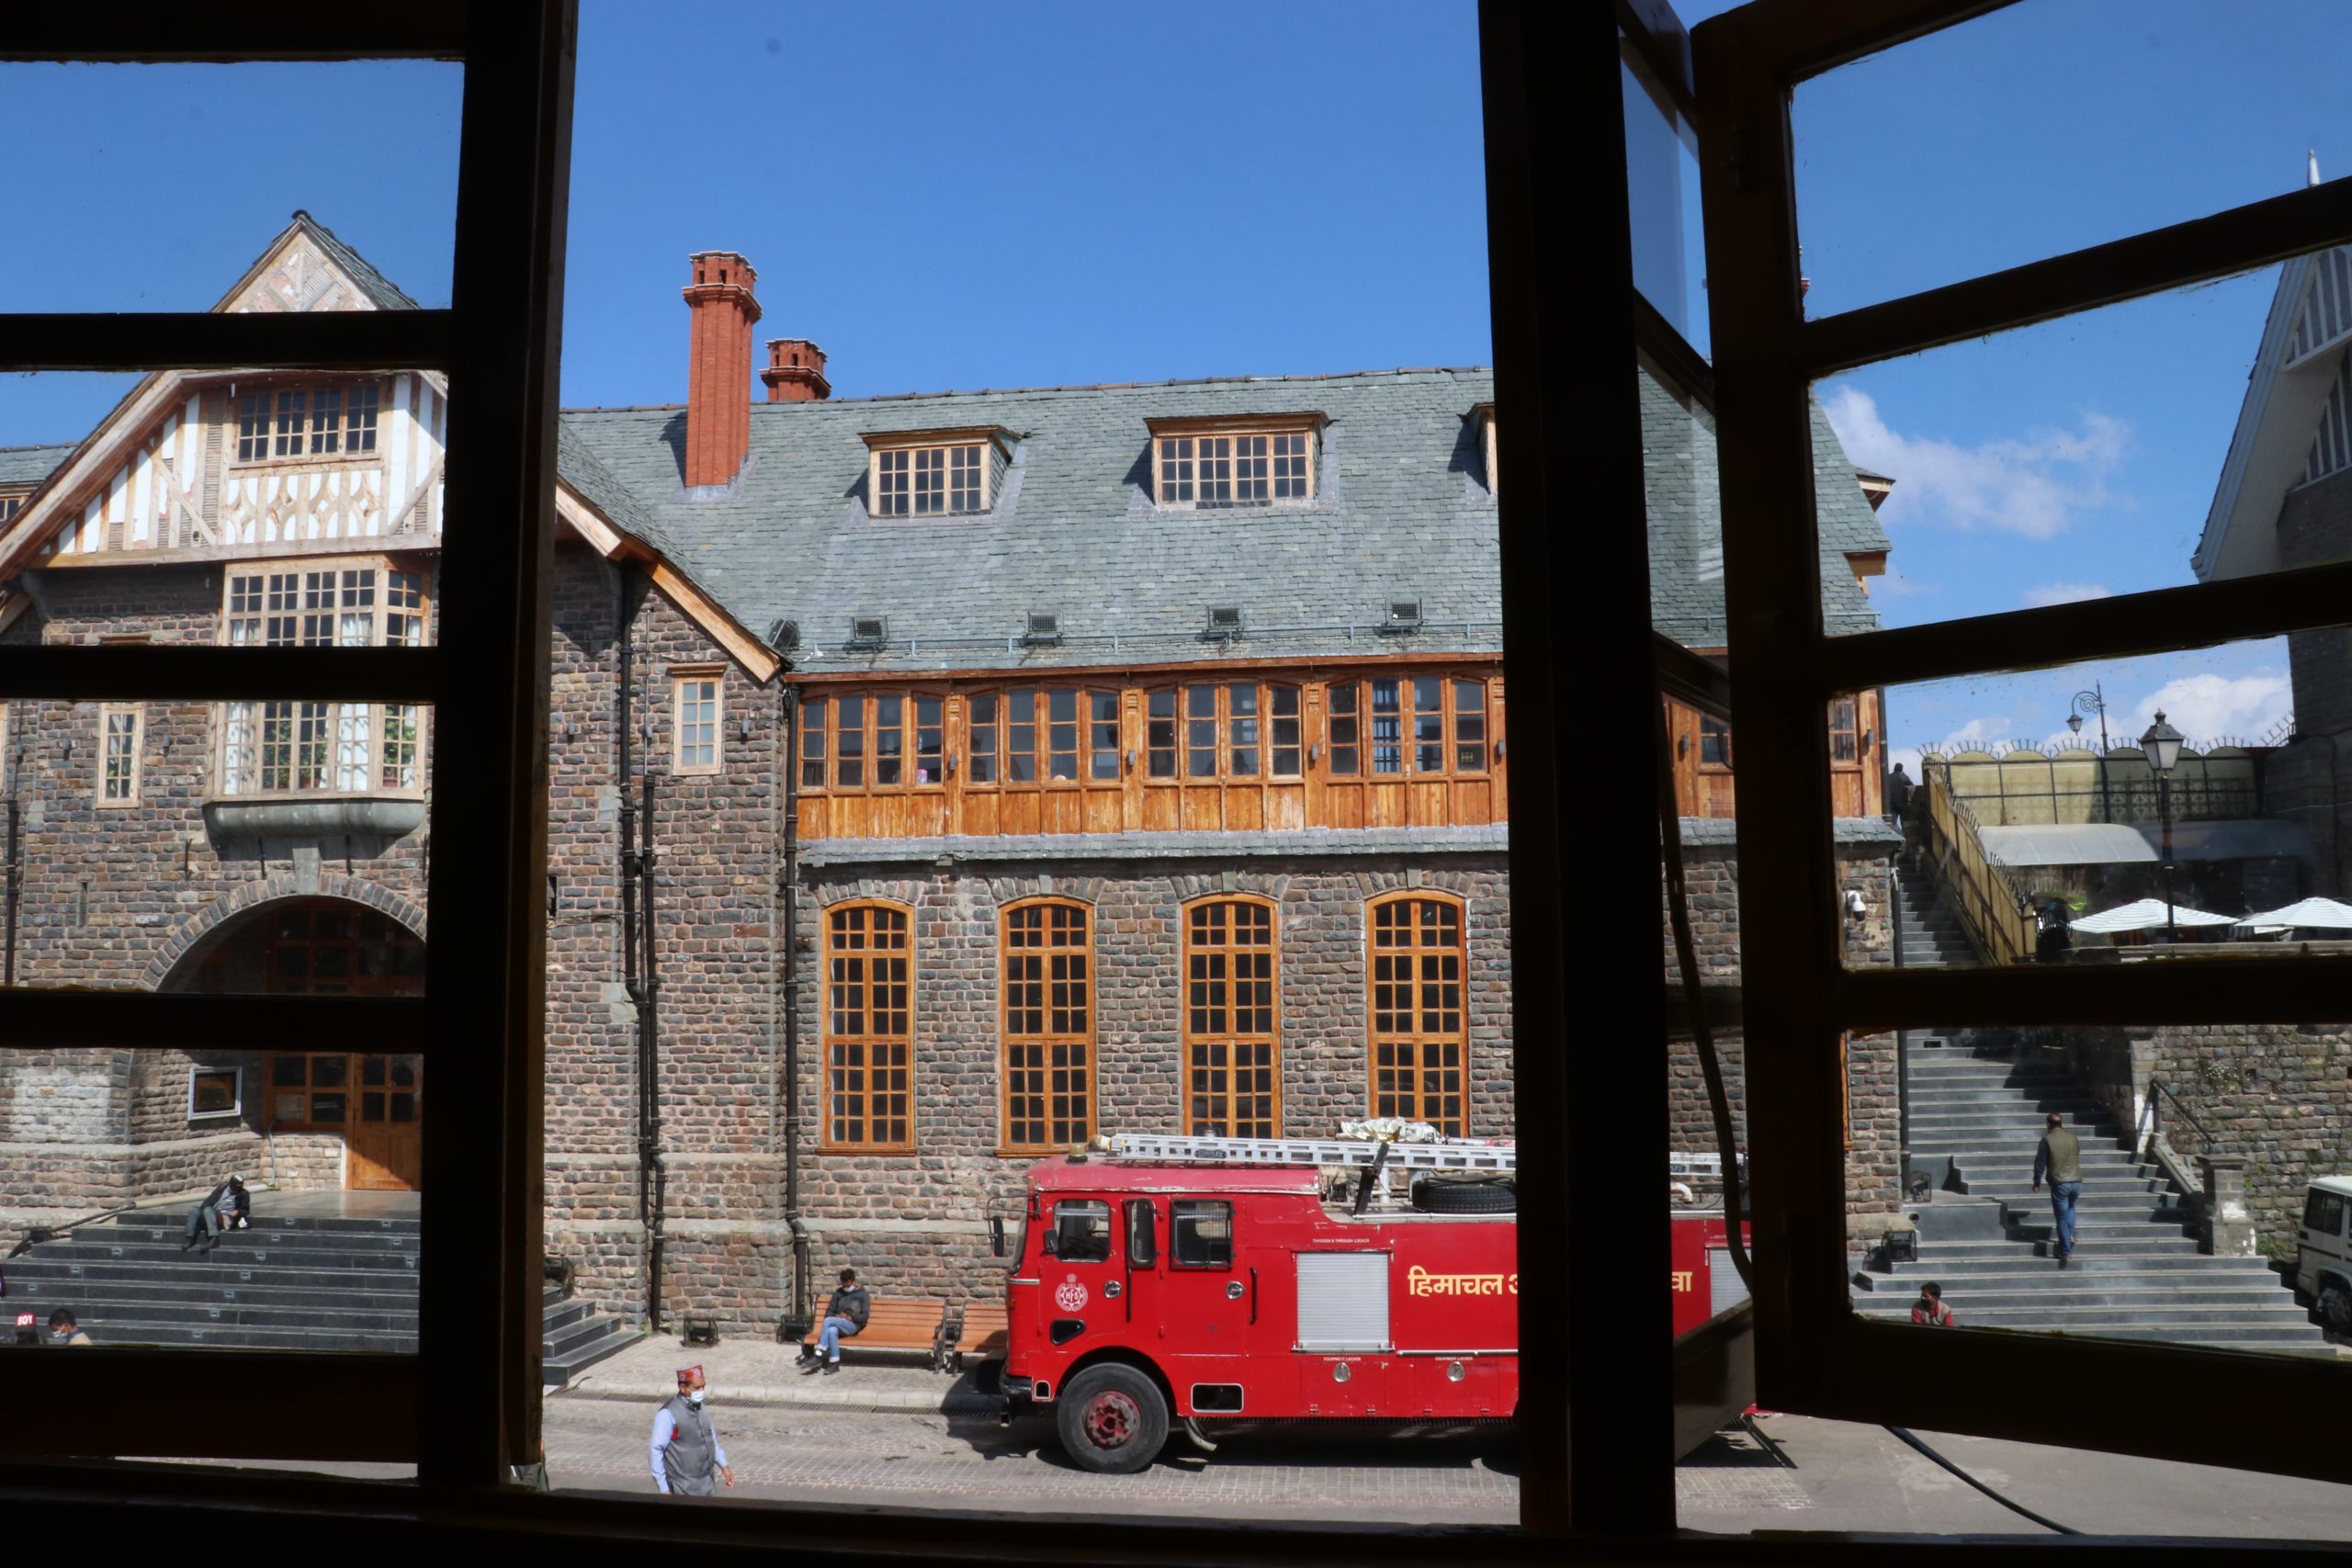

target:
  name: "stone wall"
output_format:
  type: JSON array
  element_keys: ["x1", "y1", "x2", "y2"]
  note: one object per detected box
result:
[{"x1": 2140, "y1": 1021, "x2": 2352, "y2": 1251}]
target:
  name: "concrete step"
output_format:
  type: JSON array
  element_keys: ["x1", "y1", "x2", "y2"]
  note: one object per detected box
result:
[
  {"x1": 48, "y1": 1299, "x2": 420, "y2": 1333},
  {"x1": 545, "y1": 1311, "x2": 624, "y2": 1358},
  {"x1": 1853, "y1": 1284, "x2": 2299, "y2": 1310},
  {"x1": 1851, "y1": 1304, "x2": 2318, "y2": 1330},
  {"x1": 1863, "y1": 1257, "x2": 2285, "y2": 1282},
  {"x1": 544, "y1": 1317, "x2": 639, "y2": 1386},
  {"x1": 5, "y1": 1258, "x2": 419, "y2": 1292},
  {"x1": 0, "y1": 1273, "x2": 418, "y2": 1313},
  {"x1": 17, "y1": 1244, "x2": 423, "y2": 1274},
  {"x1": 64, "y1": 1321, "x2": 418, "y2": 1353}
]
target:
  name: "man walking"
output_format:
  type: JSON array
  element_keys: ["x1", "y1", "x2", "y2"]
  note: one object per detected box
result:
[
  {"x1": 650, "y1": 1365, "x2": 735, "y2": 1497},
  {"x1": 182, "y1": 1174, "x2": 249, "y2": 1253},
  {"x1": 799, "y1": 1267, "x2": 870, "y2": 1375},
  {"x1": 1884, "y1": 761, "x2": 1915, "y2": 837},
  {"x1": 2030, "y1": 1112, "x2": 2084, "y2": 1267}
]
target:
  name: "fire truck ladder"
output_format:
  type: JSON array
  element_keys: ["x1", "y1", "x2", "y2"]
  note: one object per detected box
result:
[{"x1": 1101, "y1": 1133, "x2": 1517, "y2": 1174}]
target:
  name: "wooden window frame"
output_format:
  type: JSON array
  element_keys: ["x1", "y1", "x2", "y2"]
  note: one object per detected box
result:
[
  {"x1": 1143, "y1": 678, "x2": 1304, "y2": 784},
  {"x1": 1364, "y1": 890, "x2": 1468, "y2": 1136},
  {"x1": 214, "y1": 557, "x2": 433, "y2": 801},
  {"x1": 1471, "y1": 400, "x2": 1498, "y2": 494},
  {"x1": 671, "y1": 664, "x2": 724, "y2": 776},
  {"x1": 860, "y1": 427, "x2": 1010, "y2": 519},
  {"x1": 230, "y1": 377, "x2": 386, "y2": 467},
  {"x1": 799, "y1": 688, "x2": 948, "y2": 794},
  {"x1": 966, "y1": 683, "x2": 1122, "y2": 792},
  {"x1": 820, "y1": 900, "x2": 915, "y2": 1154},
  {"x1": 1146, "y1": 413, "x2": 1323, "y2": 510},
  {"x1": 1695, "y1": 0, "x2": 2352, "y2": 1495},
  {"x1": 997, "y1": 896, "x2": 1096, "y2": 1156},
  {"x1": 1181, "y1": 894, "x2": 1282, "y2": 1139},
  {"x1": 96, "y1": 702, "x2": 142, "y2": 807},
  {"x1": 1324, "y1": 672, "x2": 1492, "y2": 781}
]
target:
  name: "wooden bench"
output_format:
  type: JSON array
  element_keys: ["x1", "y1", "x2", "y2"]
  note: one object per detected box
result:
[
  {"x1": 944, "y1": 1302, "x2": 1007, "y2": 1372},
  {"x1": 799, "y1": 1298, "x2": 946, "y2": 1365}
]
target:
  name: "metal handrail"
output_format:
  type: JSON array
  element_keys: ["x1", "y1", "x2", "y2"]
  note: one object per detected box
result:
[
  {"x1": 2144, "y1": 1078, "x2": 2217, "y2": 1155},
  {"x1": 6, "y1": 1199, "x2": 149, "y2": 1259}
]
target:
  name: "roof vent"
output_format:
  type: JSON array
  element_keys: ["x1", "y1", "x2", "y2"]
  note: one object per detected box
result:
[
  {"x1": 767, "y1": 618, "x2": 800, "y2": 651},
  {"x1": 844, "y1": 615, "x2": 888, "y2": 651},
  {"x1": 1023, "y1": 612, "x2": 1063, "y2": 647},
  {"x1": 1204, "y1": 604, "x2": 1244, "y2": 641},
  {"x1": 1380, "y1": 598, "x2": 1424, "y2": 635}
]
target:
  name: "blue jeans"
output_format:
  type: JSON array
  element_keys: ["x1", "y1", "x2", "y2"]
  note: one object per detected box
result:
[
  {"x1": 817, "y1": 1314, "x2": 860, "y2": 1361},
  {"x1": 185, "y1": 1202, "x2": 220, "y2": 1244},
  {"x1": 2050, "y1": 1180, "x2": 2083, "y2": 1257}
]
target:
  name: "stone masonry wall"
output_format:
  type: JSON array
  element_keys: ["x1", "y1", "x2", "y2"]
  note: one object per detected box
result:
[{"x1": 2142, "y1": 1021, "x2": 2352, "y2": 1253}]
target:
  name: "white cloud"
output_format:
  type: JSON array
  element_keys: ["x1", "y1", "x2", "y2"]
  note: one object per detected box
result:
[
  {"x1": 1820, "y1": 385, "x2": 2127, "y2": 540},
  {"x1": 2124, "y1": 672, "x2": 2292, "y2": 749},
  {"x1": 2020, "y1": 581, "x2": 2110, "y2": 608},
  {"x1": 1873, "y1": 562, "x2": 1939, "y2": 599}
]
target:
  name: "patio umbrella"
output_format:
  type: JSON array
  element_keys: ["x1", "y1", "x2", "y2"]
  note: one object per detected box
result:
[
  {"x1": 2233, "y1": 897, "x2": 2352, "y2": 931},
  {"x1": 2067, "y1": 898, "x2": 2236, "y2": 934}
]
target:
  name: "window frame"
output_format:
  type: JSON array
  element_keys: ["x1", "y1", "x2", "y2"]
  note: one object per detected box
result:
[
  {"x1": 213, "y1": 556, "x2": 433, "y2": 801},
  {"x1": 1324, "y1": 672, "x2": 1492, "y2": 780},
  {"x1": 96, "y1": 702, "x2": 143, "y2": 807},
  {"x1": 1364, "y1": 889, "x2": 1469, "y2": 1135},
  {"x1": 820, "y1": 899, "x2": 916, "y2": 1154},
  {"x1": 966, "y1": 683, "x2": 1123, "y2": 791},
  {"x1": 230, "y1": 377, "x2": 386, "y2": 466},
  {"x1": 1143, "y1": 679, "x2": 1304, "y2": 784},
  {"x1": 1169, "y1": 1197, "x2": 1237, "y2": 1270},
  {"x1": 670, "y1": 663, "x2": 724, "y2": 776},
  {"x1": 1181, "y1": 894, "x2": 1283, "y2": 1139},
  {"x1": 799, "y1": 688, "x2": 948, "y2": 794},
  {"x1": 997, "y1": 896, "x2": 1097, "y2": 1156},
  {"x1": 1146, "y1": 414, "x2": 1323, "y2": 510},
  {"x1": 860, "y1": 426, "x2": 1010, "y2": 520}
]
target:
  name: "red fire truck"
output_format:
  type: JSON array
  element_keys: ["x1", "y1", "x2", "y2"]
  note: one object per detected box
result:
[{"x1": 1000, "y1": 1132, "x2": 1520, "y2": 1473}]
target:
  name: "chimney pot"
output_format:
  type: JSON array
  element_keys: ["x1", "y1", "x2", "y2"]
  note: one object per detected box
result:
[
  {"x1": 683, "y1": 250, "x2": 762, "y2": 488},
  {"x1": 763, "y1": 337, "x2": 831, "y2": 402}
]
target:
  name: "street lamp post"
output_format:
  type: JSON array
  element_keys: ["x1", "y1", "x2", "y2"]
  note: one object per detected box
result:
[
  {"x1": 2141, "y1": 710, "x2": 2185, "y2": 942},
  {"x1": 2066, "y1": 683, "x2": 2112, "y2": 823}
]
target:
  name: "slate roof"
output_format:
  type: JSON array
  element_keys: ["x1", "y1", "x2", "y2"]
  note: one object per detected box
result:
[
  {"x1": 288, "y1": 212, "x2": 423, "y2": 312},
  {"x1": 559, "y1": 369, "x2": 1506, "y2": 673},
  {"x1": 0, "y1": 444, "x2": 74, "y2": 490},
  {"x1": 1640, "y1": 365, "x2": 1887, "y2": 646}
]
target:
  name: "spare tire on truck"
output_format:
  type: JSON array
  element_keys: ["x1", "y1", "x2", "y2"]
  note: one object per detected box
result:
[
  {"x1": 1057, "y1": 1362, "x2": 1170, "y2": 1473},
  {"x1": 1413, "y1": 1178, "x2": 1517, "y2": 1213}
]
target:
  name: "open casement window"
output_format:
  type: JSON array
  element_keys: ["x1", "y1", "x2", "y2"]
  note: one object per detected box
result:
[
  {"x1": 1471, "y1": 401, "x2": 1498, "y2": 494},
  {"x1": 97, "y1": 703, "x2": 143, "y2": 807},
  {"x1": 216, "y1": 559, "x2": 431, "y2": 798},
  {"x1": 1182, "y1": 896, "x2": 1281, "y2": 1138},
  {"x1": 999, "y1": 897, "x2": 1094, "y2": 1155},
  {"x1": 1324, "y1": 673, "x2": 1490, "y2": 778},
  {"x1": 1147, "y1": 414, "x2": 1322, "y2": 509},
  {"x1": 861, "y1": 427, "x2": 1010, "y2": 518},
  {"x1": 232, "y1": 379, "x2": 384, "y2": 463},
  {"x1": 1144, "y1": 680, "x2": 1303, "y2": 782},
  {"x1": 670, "y1": 665, "x2": 724, "y2": 775},
  {"x1": 799, "y1": 690, "x2": 945, "y2": 791},
  {"x1": 822, "y1": 901, "x2": 914, "y2": 1153},
  {"x1": 1692, "y1": 0, "x2": 2352, "y2": 1494},
  {"x1": 967, "y1": 685, "x2": 1121, "y2": 789},
  {"x1": 1365, "y1": 891, "x2": 1466, "y2": 1135}
]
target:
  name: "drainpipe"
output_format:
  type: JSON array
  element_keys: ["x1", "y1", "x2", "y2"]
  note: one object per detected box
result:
[
  {"x1": 4, "y1": 761, "x2": 19, "y2": 988},
  {"x1": 780, "y1": 682, "x2": 811, "y2": 1332},
  {"x1": 616, "y1": 565, "x2": 666, "y2": 1333}
]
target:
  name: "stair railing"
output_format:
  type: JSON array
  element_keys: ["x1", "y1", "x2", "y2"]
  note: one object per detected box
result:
[
  {"x1": 1918, "y1": 760, "x2": 2039, "y2": 965},
  {"x1": 2138, "y1": 1078, "x2": 2218, "y2": 1164},
  {"x1": 6, "y1": 1199, "x2": 149, "y2": 1260}
]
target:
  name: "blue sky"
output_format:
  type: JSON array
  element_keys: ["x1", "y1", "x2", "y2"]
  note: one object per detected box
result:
[{"x1": 0, "y1": 1, "x2": 2338, "y2": 771}]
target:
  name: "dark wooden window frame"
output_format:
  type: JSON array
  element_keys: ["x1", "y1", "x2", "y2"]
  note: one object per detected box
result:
[
  {"x1": 1181, "y1": 893, "x2": 1283, "y2": 1139},
  {"x1": 1144, "y1": 677, "x2": 1305, "y2": 784},
  {"x1": 801, "y1": 687, "x2": 950, "y2": 795},
  {"x1": 1365, "y1": 889, "x2": 1470, "y2": 1135},
  {"x1": 821, "y1": 899, "x2": 916, "y2": 1154}
]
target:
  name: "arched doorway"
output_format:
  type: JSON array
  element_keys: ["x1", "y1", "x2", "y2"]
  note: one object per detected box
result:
[{"x1": 171, "y1": 897, "x2": 427, "y2": 1191}]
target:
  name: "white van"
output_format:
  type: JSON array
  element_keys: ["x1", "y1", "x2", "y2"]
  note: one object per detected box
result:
[{"x1": 2294, "y1": 1175, "x2": 2352, "y2": 1334}]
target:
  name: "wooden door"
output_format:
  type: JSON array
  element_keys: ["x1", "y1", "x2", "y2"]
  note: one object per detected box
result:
[{"x1": 345, "y1": 1053, "x2": 424, "y2": 1190}]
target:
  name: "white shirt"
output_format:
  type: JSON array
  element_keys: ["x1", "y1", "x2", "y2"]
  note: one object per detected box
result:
[{"x1": 649, "y1": 1403, "x2": 729, "y2": 1495}]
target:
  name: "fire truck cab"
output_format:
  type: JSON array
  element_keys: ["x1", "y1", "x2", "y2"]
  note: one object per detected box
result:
[{"x1": 1001, "y1": 1133, "x2": 1518, "y2": 1473}]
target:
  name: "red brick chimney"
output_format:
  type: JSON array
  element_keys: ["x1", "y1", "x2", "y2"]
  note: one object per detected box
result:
[
  {"x1": 683, "y1": 251, "x2": 762, "y2": 488},
  {"x1": 763, "y1": 338, "x2": 831, "y2": 402}
]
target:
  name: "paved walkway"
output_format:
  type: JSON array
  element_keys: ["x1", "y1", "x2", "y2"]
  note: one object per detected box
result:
[{"x1": 560, "y1": 1332, "x2": 997, "y2": 1415}]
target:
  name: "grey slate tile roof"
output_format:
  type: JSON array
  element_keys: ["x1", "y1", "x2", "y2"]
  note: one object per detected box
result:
[
  {"x1": 292, "y1": 213, "x2": 423, "y2": 312},
  {"x1": 0, "y1": 444, "x2": 73, "y2": 489},
  {"x1": 560, "y1": 369, "x2": 1505, "y2": 673},
  {"x1": 1641, "y1": 365, "x2": 1888, "y2": 646},
  {"x1": 558, "y1": 363, "x2": 1891, "y2": 673}
]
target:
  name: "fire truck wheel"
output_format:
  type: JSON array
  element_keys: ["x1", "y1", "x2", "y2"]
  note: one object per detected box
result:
[
  {"x1": 1057, "y1": 1364, "x2": 1169, "y2": 1474},
  {"x1": 1412, "y1": 1178, "x2": 1517, "y2": 1214}
]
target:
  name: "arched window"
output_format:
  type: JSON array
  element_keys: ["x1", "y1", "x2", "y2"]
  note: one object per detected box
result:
[
  {"x1": 967, "y1": 686, "x2": 1119, "y2": 786},
  {"x1": 1367, "y1": 892, "x2": 1467, "y2": 1135},
  {"x1": 999, "y1": 898, "x2": 1094, "y2": 1153},
  {"x1": 1183, "y1": 897, "x2": 1281, "y2": 1137},
  {"x1": 823, "y1": 902, "x2": 913, "y2": 1151}
]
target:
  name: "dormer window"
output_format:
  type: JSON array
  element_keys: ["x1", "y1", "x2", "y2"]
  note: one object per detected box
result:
[
  {"x1": 862, "y1": 426, "x2": 1014, "y2": 519},
  {"x1": 1147, "y1": 414, "x2": 1323, "y2": 509},
  {"x1": 233, "y1": 382, "x2": 382, "y2": 463},
  {"x1": 1471, "y1": 402, "x2": 1498, "y2": 494}
]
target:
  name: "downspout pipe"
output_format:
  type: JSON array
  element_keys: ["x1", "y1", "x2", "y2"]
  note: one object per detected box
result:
[
  {"x1": 780, "y1": 682, "x2": 812, "y2": 1333},
  {"x1": 616, "y1": 564, "x2": 665, "y2": 1333}
]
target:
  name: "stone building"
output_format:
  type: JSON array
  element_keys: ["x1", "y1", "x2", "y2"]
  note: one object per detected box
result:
[{"x1": 0, "y1": 217, "x2": 1905, "y2": 1330}]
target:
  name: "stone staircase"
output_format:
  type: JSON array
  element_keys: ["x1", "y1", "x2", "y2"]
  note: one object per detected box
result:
[
  {"x1": 2, "y1": 1197, "x2": 634, "y2": 1382},
  {"x1": 1853, "y1": 1042, "x2": 2331, "y2": 1351},
  {"x1": 1891, "y1": 860, "x2": 1978, "y2": 968}
]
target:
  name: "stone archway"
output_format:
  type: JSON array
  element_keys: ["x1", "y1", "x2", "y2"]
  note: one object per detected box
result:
[{"x1": 144, "y1": 874, "x2": 428, "y2": 994}]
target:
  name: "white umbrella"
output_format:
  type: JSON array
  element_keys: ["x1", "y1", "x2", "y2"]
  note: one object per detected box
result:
[
  {"x1": 2233, "y1": 897, "x2": 2352, "y2": 931},
  {"x1": 2067, "y1": 898, "x2": 2237, "y2": 934}
]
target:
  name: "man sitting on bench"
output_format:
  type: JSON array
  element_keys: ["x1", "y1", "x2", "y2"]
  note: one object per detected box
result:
[{"x1": 800, "y1": 1267, "x2": 870, "y2": 1375}]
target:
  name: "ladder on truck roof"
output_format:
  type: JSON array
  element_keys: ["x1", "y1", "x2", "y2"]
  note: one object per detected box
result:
[{"x1": 1101, "y1": 1133, "x2": 1516, "y2": 1174}]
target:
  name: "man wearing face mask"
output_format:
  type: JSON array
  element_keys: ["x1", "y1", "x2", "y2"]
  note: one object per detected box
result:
[
  {"x1": 649, "y1": 1364, "x2": 735, "y2": 1497},
  {"x1": 47, "y1": 1308, "x2": 92, "y2": 1346}
]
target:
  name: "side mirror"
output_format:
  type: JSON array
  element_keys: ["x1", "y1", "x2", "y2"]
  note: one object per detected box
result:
[{"x1": 990, "y1": 1216, "x2": 1007, "y2": 1258}]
